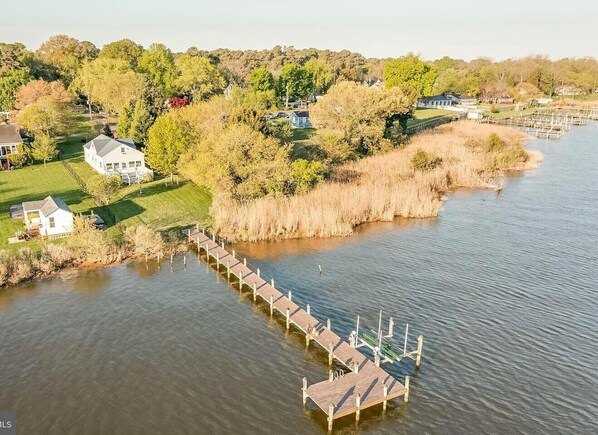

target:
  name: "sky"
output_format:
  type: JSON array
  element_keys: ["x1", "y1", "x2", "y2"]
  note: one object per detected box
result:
[{"x1": 2, "y1": 0, "x2": 596, "y2": 60}]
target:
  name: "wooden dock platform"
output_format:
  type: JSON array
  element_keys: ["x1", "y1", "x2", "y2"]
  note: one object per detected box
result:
[{"x1": 184, "y1": 228, "x2": 422, "y2": 430}]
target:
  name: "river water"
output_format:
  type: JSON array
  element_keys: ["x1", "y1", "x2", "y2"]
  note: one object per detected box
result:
[{"x1": 1, "y1": 124, "x2": 597, "y2": 434}]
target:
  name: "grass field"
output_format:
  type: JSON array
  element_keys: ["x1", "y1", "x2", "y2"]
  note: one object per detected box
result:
[{"x1": 407, "y1": 108, "x2": 455, "y2": 127}]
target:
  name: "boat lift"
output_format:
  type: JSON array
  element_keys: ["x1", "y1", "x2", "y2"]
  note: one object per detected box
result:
[{"x1": 348, "y1": 310, "x2": 423, "y2": 368}]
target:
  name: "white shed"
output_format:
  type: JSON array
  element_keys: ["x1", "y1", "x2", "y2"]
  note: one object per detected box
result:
[{"x1": 22, "y1": 196, "x2": 74, "y2": 237}]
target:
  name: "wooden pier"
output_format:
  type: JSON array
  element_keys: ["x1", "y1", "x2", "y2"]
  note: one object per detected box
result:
[{"x1": 184, "y1": 227, "x2": 423, "y2": 430}]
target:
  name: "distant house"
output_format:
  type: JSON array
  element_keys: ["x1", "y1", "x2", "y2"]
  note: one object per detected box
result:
[
  {"x1": 456, "y1": 94, "x2": 478, "y2": 106},
  {"x1": 22, "y1": 196, "x2": 73, "y2": 237},
  {"x1": 416, "y1": 95, "x2": 453, "y2": 108},
  {"x1": 555, "y1": 85, "x2": 583, "y2": 96},
  {"x1": 0, "y1": 124, "x2": 22, "y2": 165},
  {"x1": 365, "y1": 77, "x2": 384, "y2": 88},
  {"x1": 289, "y1": 111, "x2": 312, "y2": 128},
  {"x1": 83, "y1": 134, "x2": 152, "y2": 184},
  {"x1": 467, "y1": 110, "x2": 484, "y2": 120},
  {"x1": 496, "y1": 93, "x2": 514, "y2": 104}
]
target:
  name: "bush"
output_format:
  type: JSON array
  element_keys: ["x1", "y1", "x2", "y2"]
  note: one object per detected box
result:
[
  {"x1": 411, "y1": 149, "x2": 442, "y2": 172},
  {"x1": 67, "y1": 215, "x2": 119, "y2": 263},
  {"x1": 7, "y1": 143, "x2": 32, "y2": 168},
  {"x1": 85, "y1": 174, "x2": 122, "y2": 205},
  {"x1": 291, "y1": 159, "x2": 328, "y2": 194},
  {"x1": 490, "y1": 105, "x2": 500, "y2": 114},
  {"x1": 124, "y1": 225, "x2": 165, "y2": 255},
  {"x1": 485, "y1": 133, "x2": 506, "y2": 152},
  {"x1": 7, "y1": 248, "x2": 37, "y2": 285},
  {"x1": 494, "y1": 142, "x2": 529, "y2": 168}
]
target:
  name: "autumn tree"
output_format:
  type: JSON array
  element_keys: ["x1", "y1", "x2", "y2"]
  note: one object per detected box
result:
[
  {"x1": 174, "y1": 54, "x2": 226, "y2": 101},
  {"x1": 383, "y1": 54, "x2": 437, "y2": 97},
  {"x1": 304, "y1": 58, "x2": 334, "y2": 94},
  {"x1": 36, "y1": 35, "x2": 98, "y2": 84},
  {"x1": 85, "y1": 175, "x2": 122, "y2": 206},
  {"x1": 98, "y1": 39, "x2": 144, "y2": 69},
  {"x1": 7, "y1": 142, "x2": 31, "y2": 167},
  {"x1": 137, "y1": 43, "x2": 179, "y2": 97},
  {"x1": 15, "y1": 79, "x2": 71, "y2": 109},
  {"x1": 31, "y1": 133, "x2": 58, "y2": 166},
  {"x1": 71, "y1": 58, "x2": 144, "y2": 114}
]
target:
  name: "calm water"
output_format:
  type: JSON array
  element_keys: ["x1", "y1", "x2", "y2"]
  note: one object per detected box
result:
[{"x1": 1, "y1": 124, "x2": 597, "y2": 434}]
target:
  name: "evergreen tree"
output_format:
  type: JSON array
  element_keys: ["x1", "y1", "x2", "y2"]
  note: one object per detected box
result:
[{"x1": 128, "y1": 99, "x2": 154, "y2": 144}]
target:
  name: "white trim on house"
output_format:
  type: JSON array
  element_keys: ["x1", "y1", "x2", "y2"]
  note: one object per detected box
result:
[{"x1": 22, "y1": 196, "x2": 74, "y2": 236}]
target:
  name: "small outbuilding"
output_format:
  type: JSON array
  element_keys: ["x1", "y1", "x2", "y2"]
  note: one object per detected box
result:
[
  {"x1": 22, "y1": 196, "x2": 74, "y2": 237},
  {"x1": 289, "y1": 111, "x2": 313, "y2": 128}
]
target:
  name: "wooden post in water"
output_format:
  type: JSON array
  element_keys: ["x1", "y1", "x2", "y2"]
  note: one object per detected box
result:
[
  {"x1": 355, "y1": 394, "x2": 361, "y2": 422},
  {"x1": 212, "y1": 233, "x2": 215, "y2": 242},
  {"x1": 388, "y1": 317, "x2": 394, "y2": 338},
  {"x1": 404, "y1": 376, "x2": 410, "y2": 403},
  {"x1": 239, "y1": 271, "x2": 243, "y2": 290},
  {"x1": 374, "y1": 347, "x2": 380, "y2": 367},
  {"x1": 288, "y1": 290, "x2": 292, "y2": 302},
  {"x1": 383, "y1": 383, "x2": 389, "y2": 411},
  {"x1": 302, "y1": 377, "x2": 308, "y2": 405},
  {"x1": 183, "y1": 256, "x2": 186, "y2": 267},
  {"x1": 197, "y1": 237, "x2": 200, "y2": 251},
  {"x1": 170, "y1": 254, "x2": 173, "y2": 264},
  {"x1": 253, "y1": 283, "x2": 257, "y2": 302},
  {"x1": 269, "y1": 295, "x2": 274, "y2": 316},
  {"x1": 257, "y1": 268, "x2": 260, "y2": 277},
  {"x1": 328, "y1": 342, "x2": 333, "y2": 366},
  {"x1": 227, "y1": 260, "x2": 231, "y2": 279},
  {"x1": 328, "y1": 404, "x2": 335, "y2": 431},
  {"x1": 306, "y1": 304, "x2": 310, "y2": 315},
  {"x1": 305, "y1": 327, "x2": 311, "y2": 346},
  {"x1": 326, "y1": 319, "x2": 331, "y2": 330},
  {"x1": 271, "y1": 278, "x2": 275, "y2": 288},
  {"x1": 286, "y1": 308, "x2": 290, "y2": 330},
  {"x1": 205, "y1": 244, "x2": 210, "y2": 261},
  {"x1": 232, "y1": 249, "x2": 236, "y2": 258},
  {"x1": 243, "y1": 257, "x2": 247, "y2": 266},
  {"x1": 216, "y1": 252, "x2": 220, "y2": 268},
  {"x1": 416, "y1": 335, "x2": 424, "y2": 368},
  {"x1": 328, "y1": 370, "x2": 333, "y2": 382}
]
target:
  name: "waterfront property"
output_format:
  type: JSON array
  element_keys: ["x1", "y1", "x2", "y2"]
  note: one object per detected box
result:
[
  {"x1": 184, "y1": 227, "x2": 423, "y2": 430},
  {"x1": 416, "y1": 95, "x2": 453, "y2": 108},
  {"x1": 83, "y1": 134, "x2": 153, "y2": 184},
  {"x1": 0, "y1": 124, "x2": 22, "y2": 168},
  {"x1": 21, "y1": 196, "x2": 73, "y2": 237},
  {"x1": 289, "y1": 111, "x2": 313, "y2": 128}
]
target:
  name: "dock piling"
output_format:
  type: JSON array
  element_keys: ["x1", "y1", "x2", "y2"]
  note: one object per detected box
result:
[
  {"x1": 286, "y1": 308, "x2": 291, "y2": 330},
  {"x1": 227, "y1": 260, "x2": 230, "y2": 279},
  {"x1": 269, "y1": 295, "x2": 273, "y2": 316},
  {"x1": 374, "y1": 347, "x2": 380, "y2": 367},
  {"x1": 328, "y1": 403, "x2": 335, "y2": 431},
  {"x1": 253, "y1": 283, "x2": 257, "y2": 302},
  {"x1": 383, "y1": 384, "x2": 388, "y2": 411},
  {"x1": 302, "y1": 377, "x2": 308, "y2": 405},
  {"x1": 355, "y1": 394, "x2": 361, "y2": 422},
  {"x1": 244, "y1": 257, "x2": 247, "y2": 266},
  {"x1": 326, "y1": 319, "x2": 331, "y2": 330},
  {"x1": 328, "y1": 343, "x2": 333, "y2": 365},
  {"x1": 404, "y1": 376, "x2": 410, "y2": 403},
  {"x1": 306, "y1": 304, "x2": 310, "y2": 315},
  {"x1": 288, "y1": 290, "x2": 292, "y2": 302},
  {"x1": 239, "y1": 271, "x2": 243, "y2": 290},
  {"x1": 416, "y1": 335, "x2": 424, "y2": 368}
]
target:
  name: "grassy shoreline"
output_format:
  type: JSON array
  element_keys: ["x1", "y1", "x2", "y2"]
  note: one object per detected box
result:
[{"x1": 212, "y1": 121, "x2": 543, "y2": 242}]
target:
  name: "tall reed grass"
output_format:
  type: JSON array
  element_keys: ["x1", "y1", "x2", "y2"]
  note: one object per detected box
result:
[{"x1": 212, "y1": 122, "x2": 543, "y2": 241}]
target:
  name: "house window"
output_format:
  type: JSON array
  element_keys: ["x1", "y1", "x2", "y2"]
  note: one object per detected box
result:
[
  {"x1": 121, "y1": 147, "x2": 126, "y2": 154},
  {"x1": 106, "y1": 163, "x2": 113, "y2": 171},
  {"x1": 49, "y1": 217, "x2": 55, "y2": 228},
  {"x1": 129, "y1": 161, "x2": 135, "y2": 168},
  {"x1": 122, "y1": 162, "x2": 126, "y2": 170},
  {"x1": 135, "y1": 161, "x2": 141, "y2": 168}
]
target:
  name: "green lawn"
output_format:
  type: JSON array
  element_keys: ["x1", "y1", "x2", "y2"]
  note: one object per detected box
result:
[
  {"x1": 0, "y1": 160, "x2": 99, "y2": 251},
  {"x1": 407, "y1": 108, "x2": 455, "y2": 127}
]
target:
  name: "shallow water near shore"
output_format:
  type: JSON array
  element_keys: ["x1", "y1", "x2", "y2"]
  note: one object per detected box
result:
[{"x1": 1, "y1": 124, "x2": 597, "y2": 434}]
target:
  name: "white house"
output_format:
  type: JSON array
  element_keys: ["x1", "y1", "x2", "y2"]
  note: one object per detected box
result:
[
  {"x1": 83, "y1": 134, "x2": 152, "y2": 184},
  {"x1": 416, "y1": 95, "x2": 453, "y2": 108},
  {"x1": 289, "y1": 111, "x2": 312, "y2": 128},
  {"x1": 22, "y1": 196, "x2": 74, "y2": 237},
  {"x1": 0, "y1": 124, "x2": 22, "y2": 167}
]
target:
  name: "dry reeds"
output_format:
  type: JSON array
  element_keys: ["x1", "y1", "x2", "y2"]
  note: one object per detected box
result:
[{"x1": 212, "y1": 121, "x2": 543, "y2": 242}]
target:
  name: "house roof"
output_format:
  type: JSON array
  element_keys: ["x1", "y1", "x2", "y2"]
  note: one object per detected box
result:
[
  {"x1": 0, "y1": 124, "x2": 22, "y2": 144},
  {"x1": 292, "y1": 111, "x2": 310, "y2": 118},
  {"x1": 420, "y1": 95, "x2": 452, "y2": 102},
  {"x1": 83, "y1": 134, "x2": 137, "y2": 158},
  {"x1": 459, "y1": 94, "x2": 476, "y2": 100},
  {"x1": 22, "y1": 196, "x2": 72, "y2": 216}
]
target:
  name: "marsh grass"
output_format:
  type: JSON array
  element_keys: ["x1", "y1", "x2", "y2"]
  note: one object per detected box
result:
[{"x1": 212, "y1": 122, "x2": 543, "y2": 241}]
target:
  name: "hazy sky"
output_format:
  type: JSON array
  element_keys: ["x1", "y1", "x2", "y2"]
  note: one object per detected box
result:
[{"x1": 2, "y1": 0, "x2": 596, "y2": 60}]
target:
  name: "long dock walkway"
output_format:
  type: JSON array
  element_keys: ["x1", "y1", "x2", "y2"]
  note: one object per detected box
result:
[{"x1": 184, "y1": 228, "x2": 420, "y2": 430}]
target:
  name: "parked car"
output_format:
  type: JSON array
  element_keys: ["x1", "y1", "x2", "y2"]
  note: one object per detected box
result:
[{"x1": 278, "y1": 112, "x2": 289, "y2": 118}]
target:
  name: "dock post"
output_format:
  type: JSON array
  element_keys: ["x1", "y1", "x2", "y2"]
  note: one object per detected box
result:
[
  {"x1": 327, "y1": 403, "x2": 335, "y2": 431},
  {"x1": 383, "y1": 383, "x2": 388, "y2": 411},
  {"x1": 388, "y1": 317, "x2": 394, "y2": 338},
  {"x1": 257, "y1": 268, "x2": 260, "y2": 277},
  {"x1": 212, "y1": 233, "x2": 215, "y2": 242},
  {"x1": 205, "y1": 244, "x2": 210, "y2": 261},
  {"x1": 326, "y1": 319, "x2": 331, "y2": 330},
  {"x1": 232, "y1": 249, "x2": 236, "y2": 258},
  {"x1": 355, "y1": 394, "x2": 361, "y2": 422},
  {"x1": 239, "y1": 271, "x2": 243, "y2": 290},
  {"x1": 374, "y1": 347, "x2": 380, "y2": 367},
  {"x1": 197, "y1": 237, "x2": 200, "y2": 251},
  {"x1": 145, "y1": 253, "x2": 148, "y2": 263},
  {"x1": 288, "y1": 290, "x2": 292, "y2": 302},
  {"x1": 404, "y1": 376, "x2": 410, "y2": 403},
  {"x1": 216, "y1": 252, "x2": 220, "y2": 268},
  {"x1": 227, "y1": 260, "x2": 231, "y2": 279},
  {"x1": 269, "y1": 295, "x2": 274, "y2": 316},
  {"x1": 244, "y1": 257, "x2": 247, "y2": 266},
  {"x1": 329, "y1": 370, "x2": 333, "y2": 382},
  {"x1": 306, "y1": 304, "x2": 310, "y2": 315},
  {"x1": 271, "y1": 278, "x2": 275, "y2": 288},
  {"x1": 286, "y1": 308, "x2": 290, "y2": 330},
  {"x1": 253, "y1": 283, "x2": 257, "y2": 302},
  {"x1": 170, "y1": 254, "x2": 173, "y2": 264},
  {"x1": 353, "y1": 361, "x2": 359, "y2": 374},
  {"x1": 416, "y1": 335, "x2": 424, "y2": 368},
  {"x1": 302, "y1": 377, "x2": 308, "y2": 405},
  {"x1": 305, "y1": 327, "x2": 311, "y2": 346},
  {"x1": 328, "y1": 343, "x2": 333, "y2": 366}
]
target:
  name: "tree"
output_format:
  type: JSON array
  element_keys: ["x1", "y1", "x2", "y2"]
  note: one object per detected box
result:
[
  {"x1": 7, "y1": 142, "x2": 31, "y2": 168},
  {"x1": 383, "y1": 54, "x2": 437, "y2": 97},
  {"x1": 277, "y1": 63, "x2": 313, "y2": 107},
  {"x1": 117, "y1": 100, "x2": 134, "y2": 137},
  {"x1": 15, "y1": 79, "x2": 71, "y2": 109},
  {"x1": 98, "y1": 39, "x2": 144, "y2": 69},
  {"x1": 175, "y1": 54, "x2": 226, "y2": 101},
  {"x1": 146, "y1": 113, "x2": 191, "y2": 180},
  {"x1": 18, "y1": 97, "x2": 71, "y2": 136},
  {"x1": 168, "y1": 97, "x2": 189, "y2": 109},
  {"x1": 178, "y1": 124, "x2": 292, "y2": 200},
  {"x1": 36, "y1": 35, "x2": 98, "y2": 84},
  {"x1": 31, "y1": 133, "x2": 58, "y2": 166},
  {"x1": 137, "y1": 43, "x2": 179, "y2": 97},
  {"x1": 304, "y1": 58, "x2": 334, "y2": 94},
  {"x1": 310, "y1": 81, "x2": 413, "y2": 155},
  {"x1": 85, "y1": 175, "x2": 122, "y2": 206},
  {"x1": 0, "y1": 70, "x2": 31, "y2": 110},
  {"x1": 247, "y1": 67, "x2": 275, "y2": 93},
  {"x1": 71, "y1": 58, "x2": 144, "y2": 114},
  {"x1": 0, "y1": 42, "x2": 32, "y2": 74},
  {"x1": 291, "y1": 159, "x2": 327, "y2": 194},
  {"x1": 128, "y1": 99, "x2": 154, "y2": 143}
]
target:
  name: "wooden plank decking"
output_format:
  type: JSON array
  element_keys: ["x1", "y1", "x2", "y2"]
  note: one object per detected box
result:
[{"x1": 184, "y1": 228, "x2": 412, "y2": 428}]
